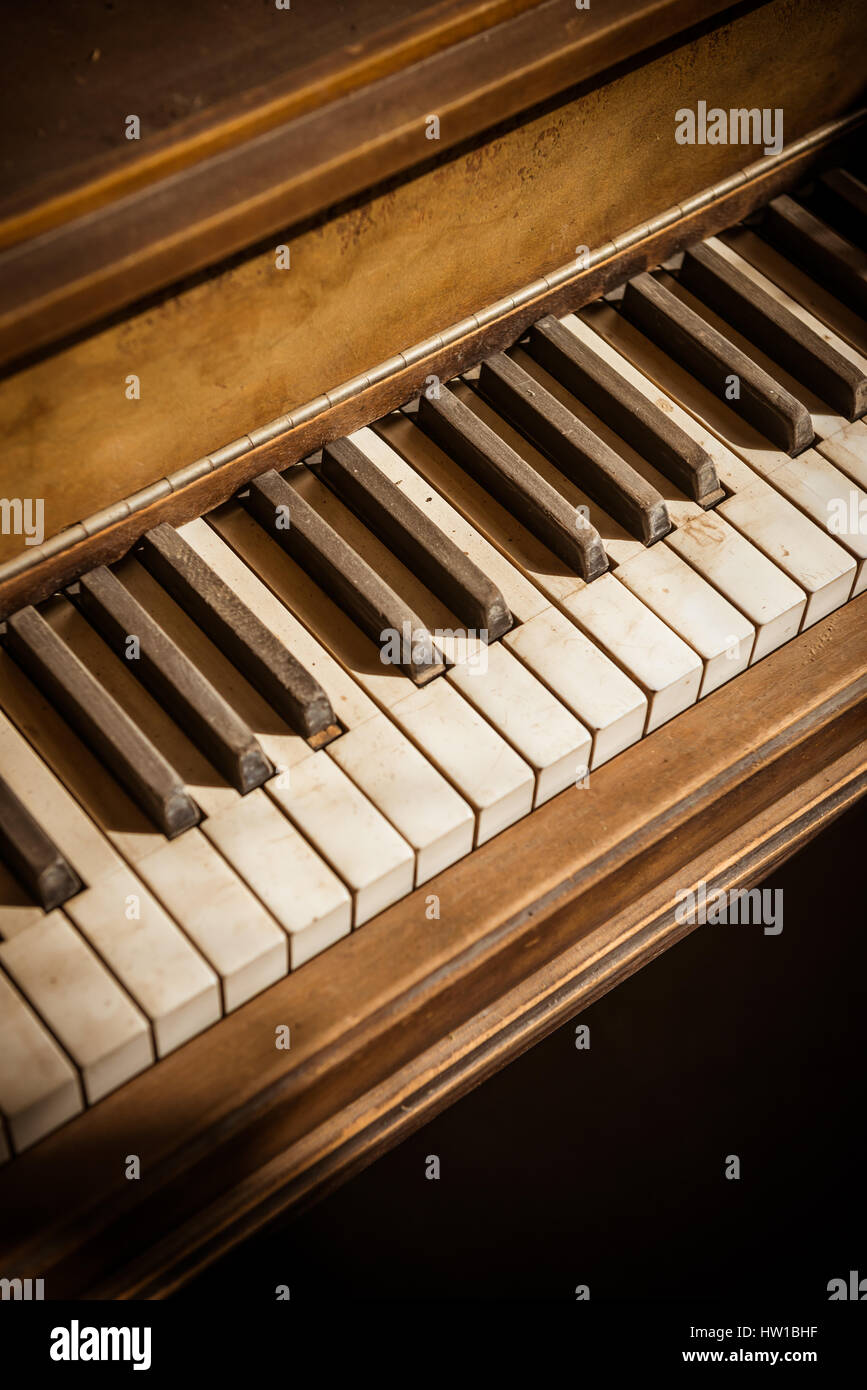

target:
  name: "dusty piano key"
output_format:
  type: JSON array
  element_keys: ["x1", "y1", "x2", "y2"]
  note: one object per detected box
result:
[
  {"x1": 473, "y1": 351, "x2": 671, "y2": 544},
  {"x1": 207, "y1": 505, "x2": 533, "y2": 846},
  {"x1": 0, "y1": 912, "x2": 152, "y2": 1103},
  {"x1": 816, "y1": 425, "x2": 867, "y2": 490},
  {"x1": 413, "y1": 388, "x2": 608, "y2": 581},
  {"x1": 0, "y1": 968, "x2": 82, "y2": 1152},
  {"x1": 0, "y1": 681, "x2": 221, "y2": 1055},
  {"x1": 761, "y1": 194, "x2": 867, "y2": 319},
  {"x1": 550, "y1": 315, "x2": 807, "y2": 659},
  {"x1": 372, "y1": 415, "x2": 649, "y2": 763},
  {"x1": 317, "y1": 436, "x2": 512, "y2": 638},
  {"x1": 4, "y1": 605, "x2": 199, "y2": 839},
  {"x1": 619, "y1": 270, "x2": 814, "y2": 455},
  {"x1": 246, "y1": 469, "x2": 444, "y2": 684},
  {"x1": 525, "y1": 315, "x2": 723, "y2": 507},
  {"x1": 138, "y1": 522, "x2": 338, "y2": 744},
  {"x1": 578, "y1": 301, "x2": 856, "y2": 626},
  {"x1": 172, "y1": 519, "x2": 419, "y2": 920},
  {"x1": 0, "y1": 772, "x2": 81, "y2": 910},
  {"x1": 0, "y1": 612, "x2": 290, "y2": 1004},
  {"x1": 679, "y1": 239, "x2": 867, "y2": 421},
  {"x1": 720, "y1": 225, "x2": 867, "y2": 357},
  {"x1": 512, "y1": 348, "x2": 755, "y2": 695},
  {"x1": 815, "y1": 169, "x2": 867, "y2": 247},
  {"x1": 71, "y1": 565, "x2": 272, "y2": 794}
]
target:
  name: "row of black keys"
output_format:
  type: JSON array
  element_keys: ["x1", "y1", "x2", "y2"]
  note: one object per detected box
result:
[{"x1": 2, "y1": 182, "x2": 866, "y2": 910}]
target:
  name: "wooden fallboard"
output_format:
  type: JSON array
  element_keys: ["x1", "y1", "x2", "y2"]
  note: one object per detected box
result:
[
  {"x1": 1, "y1": 593, "x2": 864, "y2": 1298},
  {"x1": 1, "y1": 0, "x2": 864, "y2": 566}
]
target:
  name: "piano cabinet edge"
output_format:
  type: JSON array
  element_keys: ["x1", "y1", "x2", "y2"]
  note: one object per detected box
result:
[{"x1": 0, "y1": 596, "x2": 865, "y2": 1297}]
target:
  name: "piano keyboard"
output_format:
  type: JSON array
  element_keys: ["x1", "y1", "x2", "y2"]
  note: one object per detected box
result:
[{"x1": 2, "y1": 173, "x2": 866, "y2": 1160}]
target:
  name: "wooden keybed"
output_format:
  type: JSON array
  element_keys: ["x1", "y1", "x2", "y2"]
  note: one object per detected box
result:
[{"x1": 0, "y1": 0, "x2": 865, "y2": 1297}]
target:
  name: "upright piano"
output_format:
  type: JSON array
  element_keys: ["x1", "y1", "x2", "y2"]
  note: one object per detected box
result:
[{"x1": 0, "y1": 0, "x2": 864, "y2": 1297}]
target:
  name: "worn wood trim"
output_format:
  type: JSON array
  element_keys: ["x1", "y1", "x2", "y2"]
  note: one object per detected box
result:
[
  {"x1": 0, "y1": 120, "x2": 858, "y2": 622},
  {"x1": 1, "y1": 594, "x2": 864, "y2": 1297}
]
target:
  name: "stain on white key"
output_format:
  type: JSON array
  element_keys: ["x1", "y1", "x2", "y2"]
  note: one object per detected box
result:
[
  {"x1": 448, "y1": 641, "x2": 592, "y2": 806},
  {"x1": 328, "y1": 712, "x2": 474, "y2": 885},
  {"x1": 0, "y1": 968, "x2": 82, "y2": 1151},
  {"x1": 0, "y1": 912, "x2": 152, "y2": 1103},
  {"x1": 64, "y1": 864, "x2": 220, "y2": 1057},
  {"x1": 665, "y1": 510, "x2": 805, "y2": 661},
  {"x1": 267, "y1": 751, "x2": 414, "y2": 926},
  {"x1": 503, "y1": 607, "x2": 646, "y2": 767},
  {"x1": 389, "y1": 677, "x2": 534, "y2": 846},
  {"x1": 203, "y1": 789, "x2": 351, "y2": 968}
]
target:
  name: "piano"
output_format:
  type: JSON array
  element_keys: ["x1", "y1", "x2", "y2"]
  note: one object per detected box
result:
[{"x1": 0, "y1": 0, "x2": 865, "y2": 1298}]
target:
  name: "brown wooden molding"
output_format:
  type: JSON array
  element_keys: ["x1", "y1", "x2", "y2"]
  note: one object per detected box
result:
[
  {"x1": 1, "y1": 107, "x2": 863, "y2": 622},
  {"x1": 0, "y1": 594, "x2": 864, "y2": 1296}
]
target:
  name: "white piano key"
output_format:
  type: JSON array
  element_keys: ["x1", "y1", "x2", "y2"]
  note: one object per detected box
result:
[
  {"x1": 136, "y1": 834, "x2": 288, "y2": 1011},
  {"x1": 614, "y1": 542, "x2": 753, "y2": 694},
  {"x1": 760, "y1": 449, "x2": 867, "y2": 593},
  {"x1": 202, "y1": 789, "x2": 351, "y2": 968},
  {"x1": 817, "y1": 423, "x2": 867, "y2": 490},
  {"x1": 503, "y1": 607, "x2": 646, "y2": 767},
  {"x1": 665, "y1": 511, "x2": 805, "y2": 661},
  {"x1": 327, "y1": 713, "x2": 474, "y2": 885},
  {"x1": 210, "y1": 503, "x2": 535, "y2": 846},
  {"x1": 448, "y1": 641, "x2": 592, "y2": 805},
  {"x1": 574, "y1": 304, "x2": 857, "y2": 625},
  {"x1": 388, "y1": 677, "x2": 534, "y2": 845},
  {"x1": 267, "y1": 750, "x2": 414, "y2": 926},
  {"x1": 64, "y1": 864, "x2": 220, "y2": 1057},
  {"x1": 0, "y1": 912, "x2": 153, "y2": 1103},
  {"x1": 0, "y1": 968, "x2": 82, "y2": 1152},
  {"x1": 561, "y1": 572, "x2": 701, "y2": 731}
]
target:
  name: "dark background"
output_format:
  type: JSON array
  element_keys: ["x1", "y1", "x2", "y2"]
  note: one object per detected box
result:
[{"x1": 181, "y1": 798, "x2": 865, "y2": 1303}]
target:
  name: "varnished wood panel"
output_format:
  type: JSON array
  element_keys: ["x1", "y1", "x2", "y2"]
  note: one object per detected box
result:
[
  {"x1": 0, "y1": 0, "x2": 863, "y2": 565},
  {"x1": 0, "y1": 594, "x2": 863, "y2": 1297}
]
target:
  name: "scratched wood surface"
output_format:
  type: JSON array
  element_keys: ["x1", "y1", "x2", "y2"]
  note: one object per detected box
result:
[{"x1": 0, "y1": 594, "x2": 863, "y2": 1297}]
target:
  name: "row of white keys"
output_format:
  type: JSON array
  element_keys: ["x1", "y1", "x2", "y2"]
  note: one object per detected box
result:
[
  {"x1": 577, "y1": 302, "x2": 858, "y2": 623},
  {"x1": 444, "y1": 380, "x2": 705, "y2": 724},
  {"x1": 374, "y1": 413, "x2": 648, "y2": 765},
  {"x1": 207, "y1": 504, "x2": 534, "y2": 843},
  {"x1": 179, "y1": 516, "x2": 476, "y2": 874},
  {"x1": 625, "y1": 275, "x2": 867, "y2": 594},
  {"x1": 538, "y1": 314, "x2": 809, "y2": 659},
  {"x1": 40, "y1": 584, "x2": 359, "y2": 954},
  {"x1": 509, "y1": 347, "x2": 756, "y2": 692},
  {"x1": 281, "y1": 460, "x2": 590, "y2": 805},
  {"x1": 0, "y1": 665, "x2": 219, "y2": 1057}
]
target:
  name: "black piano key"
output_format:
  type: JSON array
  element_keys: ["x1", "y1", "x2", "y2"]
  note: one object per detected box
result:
[
  {"x1": 526, "y1": 314, "x2": 724, "y2": 507},
  {"x1": 70, "y1": 566, "x2": 272, "y2": 795},
  {"x1": 317, "y1": 437, "x2": 512, "y2": 639},
  {"x1": 244, "y1": 470, "x2": 445, "y2": 685},
  {"x1": 138, "y1": 523, "x2": 340, "y2": 744},
  {"x1": 0, "y1": 774, "x2": 82, "y2": 910},
  {"x1": 761, "y1": 195, "x2": 867, "y2": 319},
  {"x1": 3, "y1": 606, "x2": 200, "y2": 839},
  {"x1": 413, "y1": 390, "x2": 608, "y2": 582},
  {"x1": 474, "y1": 351, "x2": 672, "y2": 545},
  {"x1": 679, "y1": 242, "x2": 867, "y2": 422},
  {"x1": 815, "y1": 170, "x2": 867, "y2": 248},
  {"x1": 620, "y1": 271, "x2": 814, "y2": 455}
]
